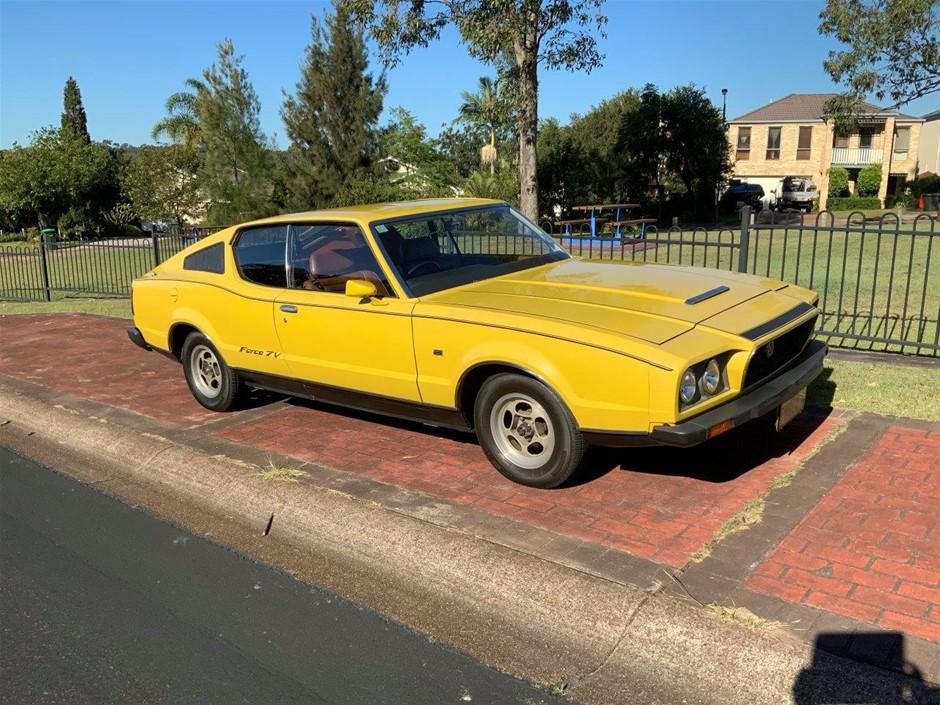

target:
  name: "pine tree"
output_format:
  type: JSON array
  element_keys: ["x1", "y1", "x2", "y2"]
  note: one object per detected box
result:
[
  {"x1": 61, "y1": 76, "x2": 91, "y2": 143},
  {"x1": 281, "y1": 0, "x2": 385, "y2": 208},
  {"x1": 199, "y1": 39, "x2": 274, "y2": 223}
]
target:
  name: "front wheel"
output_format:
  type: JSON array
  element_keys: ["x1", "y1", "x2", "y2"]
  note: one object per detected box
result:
[
  {"x1": 473, "y1": 373, "x2": 585, "y2": 488},
  {"x1": 181, "y1": 332, "x2": 242, "y2": 411}
]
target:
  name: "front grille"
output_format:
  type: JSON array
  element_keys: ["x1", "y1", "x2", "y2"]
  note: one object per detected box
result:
[{"x1": 743, "y1": 316, "x2": 817, "y2": 388}]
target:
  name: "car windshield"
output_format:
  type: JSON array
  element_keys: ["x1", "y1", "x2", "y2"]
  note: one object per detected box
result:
[{"x1": 371, "y1": 204, "x2": 568, "y2": 296}]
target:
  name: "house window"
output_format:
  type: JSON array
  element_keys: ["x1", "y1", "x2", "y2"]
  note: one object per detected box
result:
[
  {"x1": 894, "y1": 127, "x2": 911, "y2": 158},
  {"x1": 834, "y1": 134, "x2": 849, "y2": 149},
  {"x1": 766, "y1": 126, "x2": 781, "y2": 160},
  {"x1": 797, "y1": 126, "x2": 812, "y2": 160},
  {"x1": 859, "y1": 128, "x2": 875, "y2": 149},
  {"x1": 735, "y1": 127, "x2": 751, "y2": 160}
]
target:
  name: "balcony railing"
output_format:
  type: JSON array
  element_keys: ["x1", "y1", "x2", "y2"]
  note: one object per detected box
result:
[{"x1": 831, "y1": 147, "x2": 881, "y2": 166}]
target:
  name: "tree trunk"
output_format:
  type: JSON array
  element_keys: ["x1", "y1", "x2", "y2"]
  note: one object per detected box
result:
[{"x1": 514, "y1": 25, "x2": 539, "y2": 221}]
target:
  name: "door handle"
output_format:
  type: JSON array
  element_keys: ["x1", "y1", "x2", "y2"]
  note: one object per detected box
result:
[{"x1": 279, "y1": 304, "x2": 298, "y2": 314}]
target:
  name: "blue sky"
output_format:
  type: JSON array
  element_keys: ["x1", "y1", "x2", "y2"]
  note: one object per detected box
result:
[{"x1": 2, "y1": 0, "x2": 938, "y2": 149}]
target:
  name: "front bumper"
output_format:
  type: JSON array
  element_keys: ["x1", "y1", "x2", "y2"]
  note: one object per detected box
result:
[{"x1": 585, "y1": 339, "x2": 827, "y2": 448}]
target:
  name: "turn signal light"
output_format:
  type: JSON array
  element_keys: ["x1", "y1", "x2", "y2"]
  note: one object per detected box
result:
[{"x1": 707, "y1": 420, "x2": 734, "y2": 439}]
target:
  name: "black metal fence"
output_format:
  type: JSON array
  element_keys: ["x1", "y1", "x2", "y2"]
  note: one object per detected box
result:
[
  {"x1": 2, "y1": 213, "x2": 938, "y2": 356},
  {"x1": 547, "y1": 208, "x2": 939, "y2": 356},
  {"x1": 0, "y1": 227, "x2": 223, "y2": 302}
]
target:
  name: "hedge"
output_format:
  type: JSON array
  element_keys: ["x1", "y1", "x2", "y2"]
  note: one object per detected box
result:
[{"x1": 826, "y1": 196, "x2": 882, "y2": 211}]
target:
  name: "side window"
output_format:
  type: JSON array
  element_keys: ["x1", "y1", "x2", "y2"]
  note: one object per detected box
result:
[
  {"x1": 183, "y1": 243, "x2": 225, "y2": 274},
  {"x1": 289, "y1": 224, "x2": 393, "y2": 297},
  {"x1": 233, "y1": 226, "x2": 287, "y2": 287}
]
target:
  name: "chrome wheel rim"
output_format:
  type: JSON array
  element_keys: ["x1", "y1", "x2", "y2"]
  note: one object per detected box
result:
[
  {"x1": 488, "y1": 393, "x2": 555, "y2": 470},
  {"x1": 190, "y1": 344, "x2": 222, "y2": 399}
]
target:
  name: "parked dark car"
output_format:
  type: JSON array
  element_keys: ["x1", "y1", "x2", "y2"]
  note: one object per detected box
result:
[{"x1": 719, "y1": 183, "x2": 765, "y2": 214}]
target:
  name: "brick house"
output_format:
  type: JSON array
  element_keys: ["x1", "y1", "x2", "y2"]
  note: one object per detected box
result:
[{"x1": 727, "y1": 94, "x2": 924, "y2": 209}]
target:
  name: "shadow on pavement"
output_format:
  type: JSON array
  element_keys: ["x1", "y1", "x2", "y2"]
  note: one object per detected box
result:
[
  {"x1": 793, "y1": 633, "x2": 940, "y2": 705},
  {"x1": 580, "y1": 409, "x2": 830, "y2": 486}
]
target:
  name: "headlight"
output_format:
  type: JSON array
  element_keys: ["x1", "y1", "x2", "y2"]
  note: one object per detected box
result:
[
  {"x1": 680, "y1": 369, "x2": 698, "y2": 404},
  {"x1": 702, "y1": 358, "x2": 721, "y2": 395}
]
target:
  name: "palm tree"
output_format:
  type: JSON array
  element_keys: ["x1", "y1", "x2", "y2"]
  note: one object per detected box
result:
[
  {"x1": 457, "y1": 77, "x2": 508, "y2": 176},
  {"x1": 152, "y1": 78, "x2": 207, "y2": 147}
]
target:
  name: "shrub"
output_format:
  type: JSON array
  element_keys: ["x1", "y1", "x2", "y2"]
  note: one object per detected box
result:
[
  {"x1": 885, "y1": 192, "x2": 916, "y2": 209},
  {"x1": 828, "y1": 167, "x2": 849, "y2": 197},
  {"x1": 826, "y1": 196, "x2": 882, "y2": 211},
  {"x1": 913, "y1": 174, "x2": 940, "y2": 195},
  {"x1": 857, "y1": 164, "x2": 882, "y2": 196},
  {"x1": 0, "y1": 230, "x2": 28, "y2": 243}
]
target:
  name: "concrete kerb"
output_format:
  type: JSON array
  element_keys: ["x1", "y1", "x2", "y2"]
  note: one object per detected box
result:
[{"x1": 0, "y1": 382, "x2": 923, "y2": 705}]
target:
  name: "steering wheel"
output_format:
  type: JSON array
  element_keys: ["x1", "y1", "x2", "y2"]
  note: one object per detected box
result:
[{"x1": 406, "y1": 260, "x2": 442, "y2": 278}]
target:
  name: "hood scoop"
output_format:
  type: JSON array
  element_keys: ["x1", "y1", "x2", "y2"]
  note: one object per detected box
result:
[{"x1": 684, "y1": 285, "x2": 729, "y2": 305}]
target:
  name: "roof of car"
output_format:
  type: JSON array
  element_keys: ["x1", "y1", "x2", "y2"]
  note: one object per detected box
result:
[{"x1": 241, "y1": 198, "x2": 504, "y2": 227}]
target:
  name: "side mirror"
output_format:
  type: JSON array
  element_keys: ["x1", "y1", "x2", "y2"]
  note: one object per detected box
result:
[{"x1": 345, "y1": 279, "x2": 378, "y2": 299}]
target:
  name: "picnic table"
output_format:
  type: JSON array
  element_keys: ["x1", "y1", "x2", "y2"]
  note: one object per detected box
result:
[
  {"x1": 609, "y1": 217, "x2": 657, "y2": 240},
  {"x1": 571, "y1": 203, "x2": 640, "y2": 238},
  {"x1": 554, "y1": 217, "x2": 608, "y2": 236}
]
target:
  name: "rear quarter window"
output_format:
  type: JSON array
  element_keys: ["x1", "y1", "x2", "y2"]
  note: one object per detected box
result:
[
  {"x1": 183, "y1": 243, "x2": 225, "y2": 274},
  {"x1": 233, "y1": 226, "x2": 288, "y2": 287}
]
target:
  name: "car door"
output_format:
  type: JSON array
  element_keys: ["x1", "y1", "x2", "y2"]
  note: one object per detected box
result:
[
  {"x1": 273, "y1": 222, "x2": 420, "y2": 402},
  {"x1": 214, "y1": 224, "x2": 290, "y2": 377}
]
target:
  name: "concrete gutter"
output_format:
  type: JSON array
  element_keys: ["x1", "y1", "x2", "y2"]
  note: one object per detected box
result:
[{"x1": 0, "y1": 382, "x2": 927, "y2": 705}]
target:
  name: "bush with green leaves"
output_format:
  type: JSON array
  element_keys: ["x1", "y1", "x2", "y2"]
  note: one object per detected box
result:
[
  {"x1": 828, "y1": 167, "x2": 850, "y2": 197},
  {"x1": 857, "y1": 163, "x2": 882, "y2": 197},
  {"x1": 885, "y1": 192, "x2": 915, "y2": 209},
  {"x1": 913, "y1": 174, "x2": 940, "y2": 196},
  {"x1": 826, "y1": 196, "x2": 881, "y2": 211}
]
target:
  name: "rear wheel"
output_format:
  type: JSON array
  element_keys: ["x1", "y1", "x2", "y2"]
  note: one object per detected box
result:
[
  {"x1": 473, "y1": 373, "x2": 585, "y2": 488},
  {"x1": 181, "y1": 332, "x2": 242, "y2": 411}
]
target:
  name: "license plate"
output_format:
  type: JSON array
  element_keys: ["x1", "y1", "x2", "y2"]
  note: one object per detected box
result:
[{"x1": 776, "y1": 390, "x2": 806, "y2": 431}]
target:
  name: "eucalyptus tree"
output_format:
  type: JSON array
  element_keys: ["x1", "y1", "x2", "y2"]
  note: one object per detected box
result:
[
  {"x1": 820, "y1": 0, "x2": 940, "y2": 130},
  {"x1": 347, "y1": 0, "x2": 608, "y2": 220}
]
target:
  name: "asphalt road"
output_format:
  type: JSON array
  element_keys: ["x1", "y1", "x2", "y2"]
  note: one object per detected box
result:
[{"x1": 0, "y1": 446, "x2": 565, "y2": 705}]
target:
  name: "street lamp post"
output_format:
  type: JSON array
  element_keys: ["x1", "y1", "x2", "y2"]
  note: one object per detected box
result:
[{"x1": 721, "y1": 88, "x2": 728, "y2": 123}]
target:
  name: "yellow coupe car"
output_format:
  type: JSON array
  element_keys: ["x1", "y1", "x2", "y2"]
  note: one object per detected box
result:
[{"x1": 129, "y1": 198, "x2": 825, "y2": 488}]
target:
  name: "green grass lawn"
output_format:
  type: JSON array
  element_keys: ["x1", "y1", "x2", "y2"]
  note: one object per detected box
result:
[
  {"x1": 0, "y1": 241, "x2": 173, "y2": 299},
  {"x1": 0, "y1": 298, "x2": 131, "y2": 318},
  {"x1": 808, "y1": 357, "x2": 940, "y2": 422}
]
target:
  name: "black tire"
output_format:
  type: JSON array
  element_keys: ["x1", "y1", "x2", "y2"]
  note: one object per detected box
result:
[
  {"x1": 473, "y1": 373, "x2": 586, "y2": 488},
  {"x1": 181, "y1": 332, "x2": 242, "y2": 411}
]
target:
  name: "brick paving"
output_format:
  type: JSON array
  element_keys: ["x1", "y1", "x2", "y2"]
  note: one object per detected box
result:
[
  {"x1": 0, "y1": 314, "x2": 216, "y2": 426},
  {"x1": 214, "y1": 382, "x2": 840, "y2": 568},
  {"x1": 0, "y1": 313, "x2": 841, "y2": 568},
  {"x1": 746, "y1": 425, "x2": 940, "y2": 643}
]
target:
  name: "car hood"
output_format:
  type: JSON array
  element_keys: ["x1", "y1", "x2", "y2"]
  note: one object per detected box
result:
[{"x1": 420, "y1": 259, "x2": 795, "y2": 344}]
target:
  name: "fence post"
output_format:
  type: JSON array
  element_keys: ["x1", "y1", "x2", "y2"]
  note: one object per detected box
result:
[
  {"x1": 151, "y1": 233, "x2": 161, "y2": 268},
  {"x1": 737, "y1": 206, "x2": 751, "y2": 273},
  {"x1": 37, "y1": 235, "x2": 52, "y2": 302}
]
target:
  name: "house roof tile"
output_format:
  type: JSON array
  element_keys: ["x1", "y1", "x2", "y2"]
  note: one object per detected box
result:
[{"x1": 729, "y1": 93, "x2": 921, "y2": 123}]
